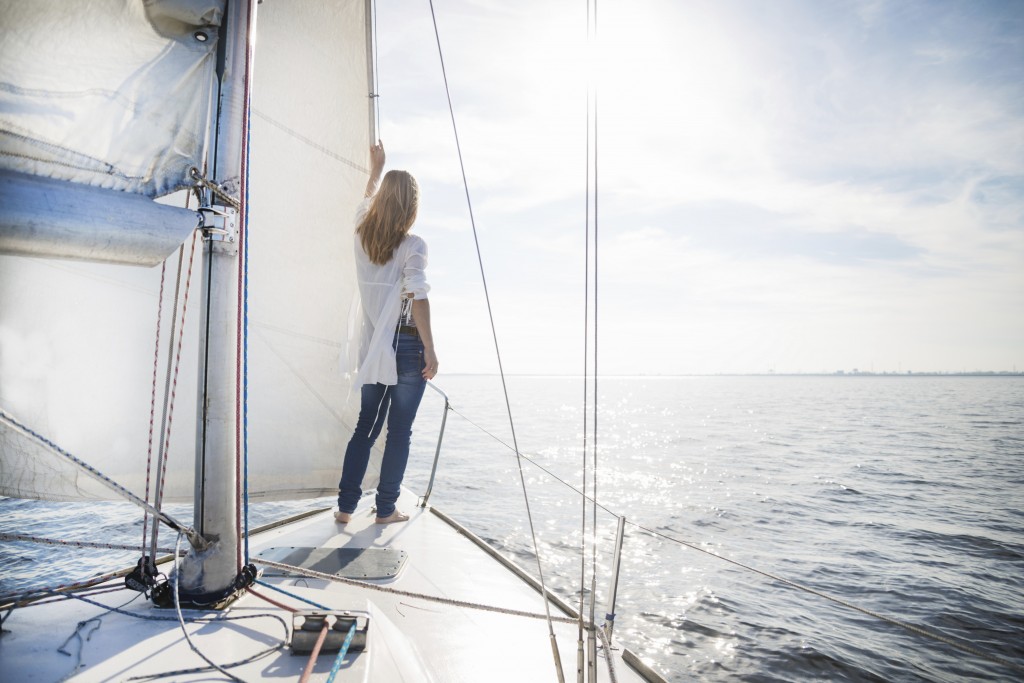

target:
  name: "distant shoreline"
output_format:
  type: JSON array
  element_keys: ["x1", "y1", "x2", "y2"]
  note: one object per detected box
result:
[{"x1": 441, "y1": 372, "x2": 1024, "y2": 378}]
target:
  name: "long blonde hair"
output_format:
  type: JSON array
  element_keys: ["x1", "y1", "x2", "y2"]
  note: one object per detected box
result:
[{"x1": 358, "y1": 170, "x2": 419, "y2": 265}]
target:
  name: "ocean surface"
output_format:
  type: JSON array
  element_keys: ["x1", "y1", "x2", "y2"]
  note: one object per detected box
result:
[{"x1": 2, "y1": 375, "x2": 1023, "y2": 682}]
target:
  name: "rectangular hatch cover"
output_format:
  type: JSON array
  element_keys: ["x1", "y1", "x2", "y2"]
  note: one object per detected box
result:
[{"x1": 257, "y1": 547, "x2": 407, "y2": 580}]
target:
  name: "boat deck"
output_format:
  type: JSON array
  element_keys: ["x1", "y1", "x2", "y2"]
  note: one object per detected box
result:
[{"x1": 1, "y1": 489, "x2": 657, "y2": 682}]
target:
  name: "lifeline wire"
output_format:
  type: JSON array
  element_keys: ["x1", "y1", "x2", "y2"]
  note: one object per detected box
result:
[
  {"x1": 437, "y1": 404, "x2": 1024, "y2": 675},
  {"x1": 624, "y1": 521, "x2": 1024, "y2": 674},
  {"x1": 425, "y1": 3, "x2": 565, "y2": 680}
]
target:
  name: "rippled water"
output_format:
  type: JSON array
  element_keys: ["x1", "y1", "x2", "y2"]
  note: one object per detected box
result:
[{"x1": 3, "y1": 375, "x2": 1023, "y2": 682}]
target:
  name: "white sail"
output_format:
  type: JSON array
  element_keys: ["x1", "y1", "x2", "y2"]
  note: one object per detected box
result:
[
  {"x1": 243, "y1": 0, "x2": 371, "y2": 500},
  {"x1": 0, "y1": 0, "x2": 373, "y2": 503}
]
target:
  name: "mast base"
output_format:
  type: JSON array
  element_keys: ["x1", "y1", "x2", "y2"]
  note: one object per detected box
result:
[{"x1": 151, "y1": 563, "x2": 258, "y2": 610}]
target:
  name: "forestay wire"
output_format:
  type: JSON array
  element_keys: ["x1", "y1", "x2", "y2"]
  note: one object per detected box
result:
[
  {"x1": 577, "y1": 0, "x2": 604, "y2": 678},
  {"x1": 425, "y1": 2, "x2": 566, "y2": 680}
]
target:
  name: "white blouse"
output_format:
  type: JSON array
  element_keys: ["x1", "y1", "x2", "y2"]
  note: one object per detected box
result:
[{"x1": 353, "y1": 198, "x2": 430, "y2": 386}]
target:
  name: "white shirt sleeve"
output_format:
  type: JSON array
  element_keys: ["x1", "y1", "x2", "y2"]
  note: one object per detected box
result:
[{"x1": 402, "y1": 235, "x2": 430, "y2": 300}]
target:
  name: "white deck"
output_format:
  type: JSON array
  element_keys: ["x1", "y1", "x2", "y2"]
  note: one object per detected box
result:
[{"x1": 0, "y1": 489, "x2": 655, "y2": 682}]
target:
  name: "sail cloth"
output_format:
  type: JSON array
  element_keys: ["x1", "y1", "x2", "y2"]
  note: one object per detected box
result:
[
  {"x1": 0, "y1": 0, "x2": 222, "y2": 196},
  {"x1": 243, "y1": 0, "x2": 371, "y2": 500},
  {"x1": 0, "y1": 0, "x2": 373, "y2": 502}
]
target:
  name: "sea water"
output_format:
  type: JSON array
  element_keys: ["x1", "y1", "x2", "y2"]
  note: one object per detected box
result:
[{"x1": 2, "y1": 375, "x2": 1022, "y2": 682}]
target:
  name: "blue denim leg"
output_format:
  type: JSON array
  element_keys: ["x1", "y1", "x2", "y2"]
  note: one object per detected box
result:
[
  {"x1": 375, "y1": 333, "x2": 426, "y2": 518},
  {"x1": 337, "y1": 383, "x2": 391, "y2": 513},
  {"x1": 337, "y1": 332, "x2": 425, "y2": 516}
]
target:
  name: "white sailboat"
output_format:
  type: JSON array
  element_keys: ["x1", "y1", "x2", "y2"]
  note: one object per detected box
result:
[{"x1": 0, "y1": 1, "x2": 664, "y2": 680}]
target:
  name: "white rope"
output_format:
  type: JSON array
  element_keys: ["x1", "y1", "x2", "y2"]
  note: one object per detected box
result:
[
  {"x1": 0, "y1": 533, "x2": 180, "y2": 555},
  {"x1": 254, "y1": 557, "x2": 577, "y2": 624},
  {"x1": 0, "y1": 409, "x2": 203, "y2": 549}
]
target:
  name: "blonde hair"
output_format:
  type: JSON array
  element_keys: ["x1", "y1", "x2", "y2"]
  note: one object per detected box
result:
[{"x1": 358, "y1": 170, "x2": 419, "y2": 265}]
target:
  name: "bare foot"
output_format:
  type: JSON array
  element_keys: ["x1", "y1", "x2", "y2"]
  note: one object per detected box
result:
[
  {"x1": 334, "y1": 511, "x2": 352, "y2": 524},
  {"x1": 374, "y1": 510, "x2": 409, "y2": 525}
]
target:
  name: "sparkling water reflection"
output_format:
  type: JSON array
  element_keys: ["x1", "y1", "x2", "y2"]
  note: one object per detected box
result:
[{"x1": 2, "y1": 375, "x2": 1023, "y2": 681}]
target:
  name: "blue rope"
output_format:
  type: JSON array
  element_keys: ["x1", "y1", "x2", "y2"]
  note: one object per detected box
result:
[
  {"x1": 325, "y1": 620, "x2": 358, "y2": 683},
  {"x1": 242, "y1": 86, "x2": 252, "y2": 565},
  {"x1": 254, "y1": 580, "x2": 331, "y2": 611}
]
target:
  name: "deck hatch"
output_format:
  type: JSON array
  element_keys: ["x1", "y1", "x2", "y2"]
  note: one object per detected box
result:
[{"x1": 257, "y1": 546, "x2": 407, "y2": 580}]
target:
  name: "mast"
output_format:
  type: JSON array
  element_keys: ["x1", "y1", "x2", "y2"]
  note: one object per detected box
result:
[{"x1": 174, "y1": 0, "x2": 255, "y2": 605}]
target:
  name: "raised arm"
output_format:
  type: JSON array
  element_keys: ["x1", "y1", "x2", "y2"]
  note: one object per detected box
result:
[{"x1": 364, "y1": 140, "x2": 386, "y2": 198}]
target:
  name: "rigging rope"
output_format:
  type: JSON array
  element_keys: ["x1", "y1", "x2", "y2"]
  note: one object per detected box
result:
[
  {"x1": 171, "y1": 533, "x2": 246, "y2": 683},
  {"x1": 150, "y1": 230, "x2": 200, "y2": 565},
  {"x1": 590, "y1": 0, "x2": 602, "y2": 646},
  {"x1": 254, "y1": 557, "x2": 576, "y2": 625},
  {"x1": 371, "y1": 0, "x2": 381, "y2": 139},
  {"x1": 141, "y1": 261, "x2": 167, "y2": 562},
  {"x1": 239, "y1": 10, "x2": 255, "y2": 568},
  {"x1": 425, "y1": 2, "x2": 566, "y2": 681},
  {"x1": 189, "y1": 167, "x2": 241, "y2": 210},
  {"x1": 0, "y1": 410, "x2": 202, "y2": 548},
  {"x1": 36, "y1": 583, "x2": 288, "y2": 682},
  {"x1": 148, "y1": 246, "x2": 184, "y2": 564},
  {"x1": 0, "y1": 533, "x2": 179, "y2": 555}
]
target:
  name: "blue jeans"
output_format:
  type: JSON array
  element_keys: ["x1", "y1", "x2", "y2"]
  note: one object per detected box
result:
[{"x1": 337, "y1": 332, "x2": 426, "y2": 518}]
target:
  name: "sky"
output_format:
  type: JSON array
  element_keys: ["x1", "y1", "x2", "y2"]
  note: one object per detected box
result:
[{"x1": 371, "y1": 0, "x2": 1023, "y2": 376}]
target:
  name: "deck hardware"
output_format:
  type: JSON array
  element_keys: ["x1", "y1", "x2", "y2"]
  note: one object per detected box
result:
[
  {"x1": 199, "y1": 205, "x2": 238, "y2": 244},
  {"x1": 419, "y1": 381, "x2": 451, "y2": 507},
  {"x1": 124, "y1": 556, "x2": 160, "y2": 592},
  {"x1": 603, "y1": 515, "x2": 626, "y2": 644},
  {"x1": 290, "y1": 610, "x2": 369, "y2": 654}
]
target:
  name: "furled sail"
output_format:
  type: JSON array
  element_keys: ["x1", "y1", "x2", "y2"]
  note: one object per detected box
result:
[
  {"x1": 0, "y1": 0, "x2": 222, "y2": 196},
  {"x1": 0, "y1": 0, "x2": 372, "y2": 503}
]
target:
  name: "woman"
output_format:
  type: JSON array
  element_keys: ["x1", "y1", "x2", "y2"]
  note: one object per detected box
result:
[{"x1": 336, "y1": 141, "x2": 439, "y2": 525}]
